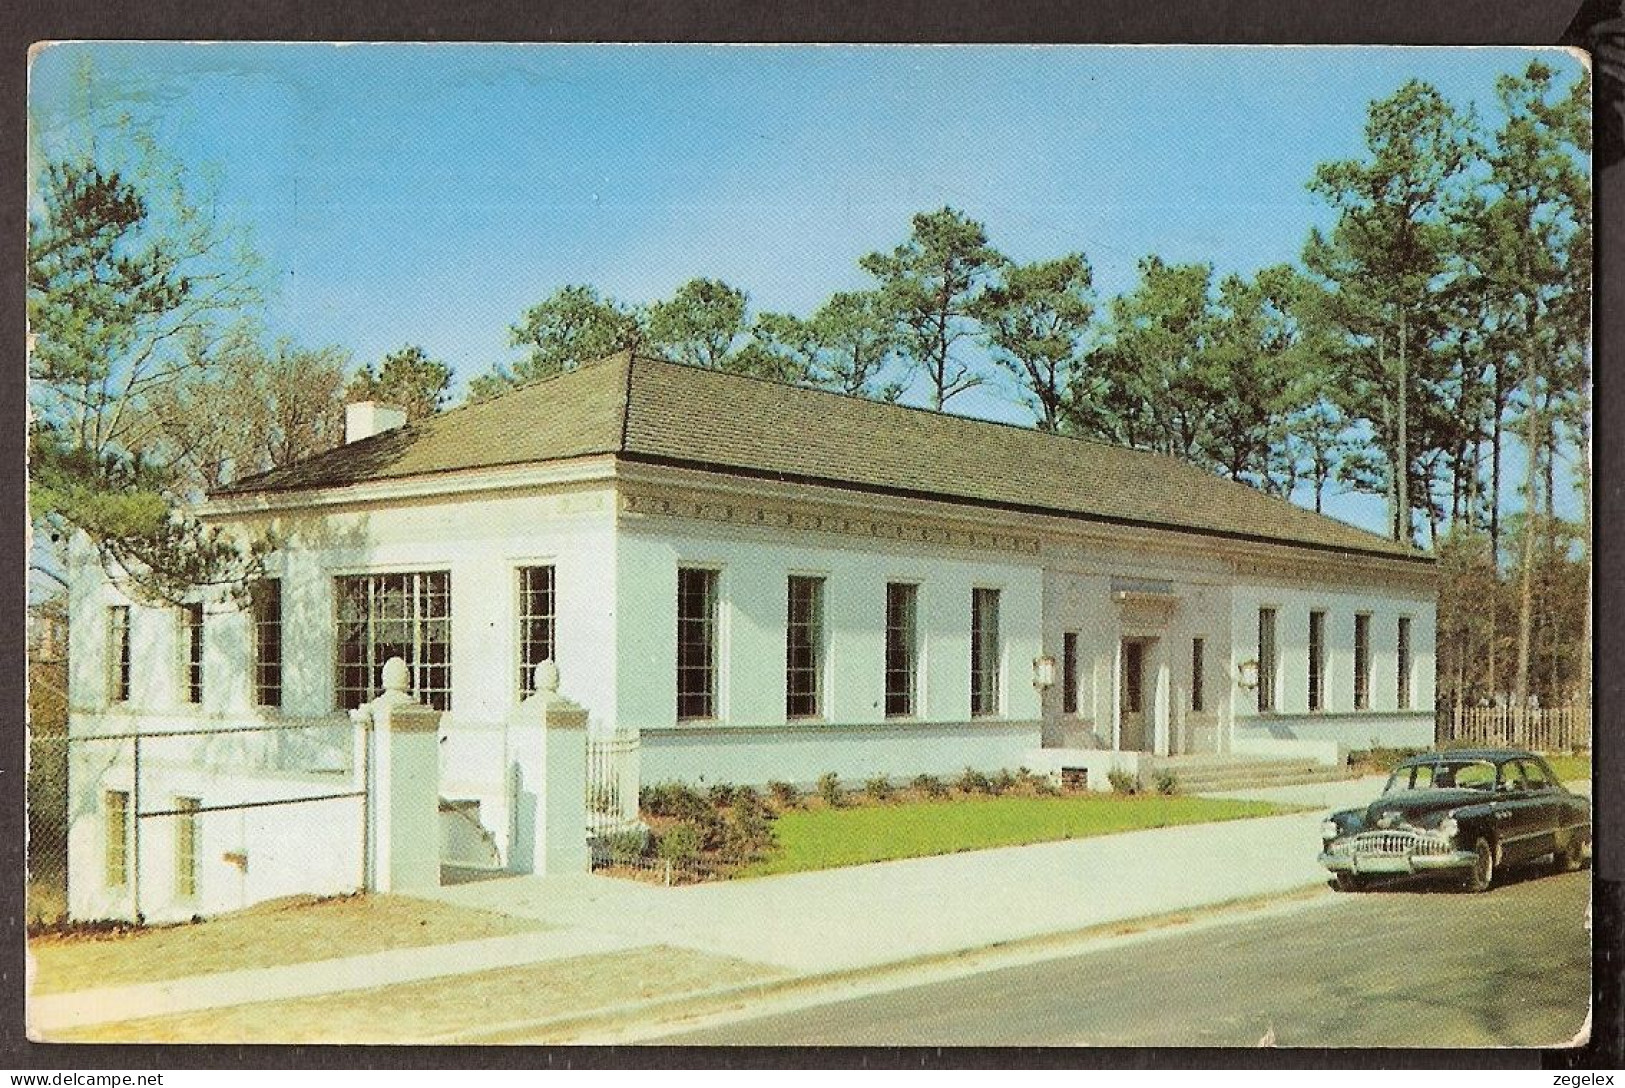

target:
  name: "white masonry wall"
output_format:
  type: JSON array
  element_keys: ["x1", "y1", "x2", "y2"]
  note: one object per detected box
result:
[
  {"x1": 616, "y1": 513, "x2": 1045, "y2": 786},
  {"x1": 1229, "y1": 580, "x2": 1437, "y2": 762}
]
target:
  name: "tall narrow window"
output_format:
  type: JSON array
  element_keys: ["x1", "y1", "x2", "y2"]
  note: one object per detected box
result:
[
  {"x1": 104, "y1": 790, "x2": 129, "y2": 887},
  {"x1": 1062, "y1": 632, "x2": 1079, "y2": 715},
  {"x1": 1354, "y1": 613, "x2": 1372, "y2": 710},
  {"x1": 517, "y1": 566, "x2": 557, "y2": 699},
  {"x1": 1308, "y1": 611, "x2": 1326, "y2": 712},
  {"x1": 1257, "y1": 607, "x2": 1277, "y2": 713},
  {"x1": 107, "y1": 606, "x2": 131, "y2": 704},
  {"x1": 970, "y1": 588, "x2": 1001, "y2": 717},
  {"x1": 1123, "y1": 640, "x2": 1144, "y2": 714},
  {"x1": 334, "y1": 571, "x2": 452, "y2": 711},
  {"x1": 786, "y1": 576, "x2": 826, "y2": 719},
  {"x1": 252, "y1": 579, "x2": 283, "y2": 708},
  {"x1": 179, "y1": 603, "x2": 204, "y2": 705},
  {"x1": 884, "y1": 583, "x2": 918, "y2": 718},
  {"x1": 1191, "y1": 637, "x2": 1206, "y2": 713},
  {"x1": 1397, "y1": 616, "x2": 1413, "y2": 711},
  {"x1": 175, "y1": 796, "x2": 201, "y2": 898},
  {"x1": 676, "y1": 568, "x2": 718, "y2": 720}
]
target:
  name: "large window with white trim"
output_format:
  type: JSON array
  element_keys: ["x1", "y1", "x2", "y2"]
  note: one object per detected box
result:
[
  {"x1": 1397, "y1": 616, "x2": 1413, "y2": 711},
  {"x1": 1308, "y1": 610, "x2": 1326, "y2": 712},
  {"x1": 970, "y1": 588, "x2": 1001, "y2": 717},
  {"x1": 107, "y1": 605, "x2": 131, "y2": 704},
  {"x1": 885, "y1": 583, "x2": 919, "y2": 718},
  {"x1": 178, "y1": 603, "x2": 204, "y2": 705},
  {"x1": 1354, "y1": 613, "x2": 1372, "y2": 710},
  {"x1": 676, "y1": 568, "x2": 718, "y2": 720},
  {"x1": 1257, "y1": 607, "x2": 1277, "y2": 713},
  {"x1": 517, "y1": 565, "x2": 557, "y2": 699},
  {"x1": 334, "y1": 571, "x2": 452, "y2": 711},
  {"x1": 252, "y1": 579, "x2": 283, "y2": 708},
  {"x1": 786, "y1": 576, "x2": 826, "y2": 719}
]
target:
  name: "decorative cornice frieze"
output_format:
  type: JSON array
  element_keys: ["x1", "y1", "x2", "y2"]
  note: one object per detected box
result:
[{"x1": 621, "y1": 490, "x2": 1042, "y2": 557}]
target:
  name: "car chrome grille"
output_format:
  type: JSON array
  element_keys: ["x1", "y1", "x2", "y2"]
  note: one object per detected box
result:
[{"x1": 1336, "y1": 830, "x2": 1452, "y2": 856}]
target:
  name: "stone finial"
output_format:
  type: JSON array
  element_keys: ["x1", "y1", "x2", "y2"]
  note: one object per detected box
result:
[
  {"x1": 533, "y1": 660, "x2": 560, "y2": 697},
  {"x1": 382, "y1": 656, "x2": 410, "y2": 695}
]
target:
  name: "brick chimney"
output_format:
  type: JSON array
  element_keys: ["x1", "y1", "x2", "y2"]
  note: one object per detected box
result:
[{"x1": 345, "y1": 401, "x2": 407, "y2": 444}]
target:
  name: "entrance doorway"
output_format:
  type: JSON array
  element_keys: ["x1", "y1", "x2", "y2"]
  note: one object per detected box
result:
[{"x1": 1120, "y1": 638, "x2": 1150, "y2": 751}]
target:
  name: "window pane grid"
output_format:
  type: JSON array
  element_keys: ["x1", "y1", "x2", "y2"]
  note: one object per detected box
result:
[
  {"x1": 1258, "y1": 608, "x2": 1277, "y2": 713},
  {"x1": 517, "y1": 566, "x2": 557, "y2": 699},
  {"x1": 787, "y1": 576, "x2": 825, "y2": 719},
  {"x1": 971, "y1": 588, "x2": 1001, "y2": 717},
  {"x1": 677, "y1": 568, "x2": 718, "y2": 720},
  {"x1": 1061, "y1": 631, "x2": 1079, "y2": 715},
  {"x1": 334, "y1": 571, "x2": 452, "y2": 712},
  {"x1": 1354, "y1": 613, "x2": 1371, "y2": 710},
  {"x1": 175, "y1": 796, "x2": 201, "y2": 898},
  {"x1": 1397, "y1": 617, "x2": 1413, "y2": 711},
  {"x1": 107, "y1": 606, "x2": 130, "y2": 704},
  {"x1": 1191, "y1": 637, "x2": 1205, "y2": 713},
  {"x1": 253, "y1": 580, "x2": 283, "y2": 708},
  {"x1": 105, "y1": 790, "x2": 129, "y2": 887},
  {"x1": 1308, "y1": 611, "x2": 1326, "y2": 712},
  {"x1": 179, "y1": 603, "x2": 204, "y2": 705}
]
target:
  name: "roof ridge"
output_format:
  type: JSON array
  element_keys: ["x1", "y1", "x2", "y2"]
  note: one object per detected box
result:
[{"x1": 626, "y1": 354, "x2": 1416, "y2": 556}]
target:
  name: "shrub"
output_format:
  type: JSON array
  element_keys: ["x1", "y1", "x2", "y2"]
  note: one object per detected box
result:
[
  {"x1": 1153, "y1": 771, "x2": 1179, "y2": 796},
  {"x1": 1017, "y1": 766, "x2": 1059, "y2": 796},
  {"x1": 817, "y1": 772, "x2": 844, "y2": 807},
  {"x1": 767, "y1": 780, "x2": 801, "y2": 809},
  {"x1": 707, "y1": 782, "x2": 738, "y2": 808},
  {"x1": 864, "y1": 775, "x2": 894, "y2": 802},
  {"x1": 912, "y1": 773, "x2": 950, "y2": 798},
  {"x1": 640, "y1": 781, "x2": 709, "y2": 822},
  {"x1": 958, "y1": 767, "x2": 993, "y2": 795},
  {"x1": 603, "y1": 828, "x2": 649, "y2": 865},
  {"x1": 990, "y1": 769, "x2": 1016, "y2": 795},
  {"x1": 655, "y1": 822, "x2": 704, "y2": 862},
  {"x1": 719, "y1": 805, "x2": 777, "y2": 864},
  {"x1": 1107, "y1": 769, "x2": 1141, "y2": 795}
]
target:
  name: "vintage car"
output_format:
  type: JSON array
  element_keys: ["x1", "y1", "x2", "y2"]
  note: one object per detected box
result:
[{"x1": 1319, "y1": 748, "x2": 1590, "y2": 892}]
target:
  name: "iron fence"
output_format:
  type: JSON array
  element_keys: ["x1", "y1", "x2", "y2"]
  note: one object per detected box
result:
[{"x1": 585, "y1": 727, "x2": 640, "y2": 836}]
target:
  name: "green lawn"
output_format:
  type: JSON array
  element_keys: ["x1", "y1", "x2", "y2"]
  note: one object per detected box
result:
[
  {"x1": 1545, "y1": 754, "x2": 1592, "y2": 783},
  {"x1": 740, "y1": 794, "x2": 1299, "y2": 877}
]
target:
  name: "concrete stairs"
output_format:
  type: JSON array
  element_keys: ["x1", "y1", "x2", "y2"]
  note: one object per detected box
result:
[{"x1": 1144, "y1": 754, "x2": 1353, "y2": 794}]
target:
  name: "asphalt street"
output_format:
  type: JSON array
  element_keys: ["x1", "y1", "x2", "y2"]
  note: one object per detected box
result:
[{"x1": 655, "y1": 866, "x2": 1592, "y2": 1047}]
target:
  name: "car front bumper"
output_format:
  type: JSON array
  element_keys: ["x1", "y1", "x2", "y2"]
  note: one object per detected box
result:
[{"x1": 1318, "y1": 848, "x2": 1477, "y2": 875}]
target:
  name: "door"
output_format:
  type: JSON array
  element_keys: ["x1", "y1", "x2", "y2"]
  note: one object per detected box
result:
[{"x1": 1119, "y1": 639, "x2": 1148, "y2": 751}]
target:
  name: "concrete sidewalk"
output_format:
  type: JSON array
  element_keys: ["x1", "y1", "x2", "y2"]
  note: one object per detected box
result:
[{"x1": 26, "y1": 776, "x2": 1385, "y2": 1038}]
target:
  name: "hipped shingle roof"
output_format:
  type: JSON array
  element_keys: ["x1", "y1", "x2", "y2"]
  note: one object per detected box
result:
[{"x1": 219, "y1": 353, "x2": 1427, "y2": 564}]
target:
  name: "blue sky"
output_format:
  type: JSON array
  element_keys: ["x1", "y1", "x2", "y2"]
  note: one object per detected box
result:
[{"x1": 27, "y1": 43, "x2": 1587, "y2": 535}]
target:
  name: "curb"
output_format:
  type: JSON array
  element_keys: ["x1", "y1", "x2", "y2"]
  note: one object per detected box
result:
[{"x1": 432, "y1": 881, "x2": 1334, "y2": 1045}]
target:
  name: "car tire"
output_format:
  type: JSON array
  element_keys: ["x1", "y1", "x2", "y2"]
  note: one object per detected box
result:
[
  {"x1": 1464, "y1": 837, "x2": 1496, "y2": 893},
  {"x1": 1554, "y1": 832, "x2": 1586, "y2": 873},
  {"x1": 1334, "y1": 872, "x2": 1369, "y2": 893}
]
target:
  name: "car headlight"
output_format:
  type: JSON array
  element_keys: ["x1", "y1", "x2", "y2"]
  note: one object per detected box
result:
[
  {"x1": 1438, "y1": 816, "x2": 1458, "y2": 839},
  {"x1": 1321, "y1": 819, "x2": 1339, "y2": 840}
]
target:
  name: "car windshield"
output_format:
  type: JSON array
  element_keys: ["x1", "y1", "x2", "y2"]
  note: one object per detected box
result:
[{"x1": 1384, "y1": 759, "x2": 1498, "y2": 794}]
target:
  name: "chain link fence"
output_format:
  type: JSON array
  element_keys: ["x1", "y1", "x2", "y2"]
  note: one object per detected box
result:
[{"x1": 28, "y1": 719, "x2": 365, "y2": 927}]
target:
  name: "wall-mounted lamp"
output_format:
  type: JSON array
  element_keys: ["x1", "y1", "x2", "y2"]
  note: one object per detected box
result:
[
  {"x1": 1033, "y1": 655, "x2": 1057, "y2": 689},
  {"x1": 1236, "y1": 659, "x2": 1260, "y2": 691}
]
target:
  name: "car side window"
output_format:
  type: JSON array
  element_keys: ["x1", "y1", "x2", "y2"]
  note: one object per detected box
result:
[
  {"x1": 1456, "y1": 763, "x2": 1495, "y2": 791},
  {"x1": 1518, "y1": 760, "x2": 1554, "y2": 790},
  {"x1": 1497, "y1": 762, "x2": 1527, "y2": 792}
]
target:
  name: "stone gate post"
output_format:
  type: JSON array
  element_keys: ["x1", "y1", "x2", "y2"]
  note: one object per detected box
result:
[
  {"x1": 351, "y1": 657, "x2": 443, "y2": 893},
  {"x1": 509, "y1": 661, "x2": 590, "y2": 875}
]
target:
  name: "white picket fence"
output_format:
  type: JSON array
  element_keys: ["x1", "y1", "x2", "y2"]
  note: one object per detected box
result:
[{"x1": 1439, "y1": 705, "x2": 1591, "y2": 753}]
